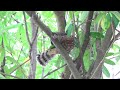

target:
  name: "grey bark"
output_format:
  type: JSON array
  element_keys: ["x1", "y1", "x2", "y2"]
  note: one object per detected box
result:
[
  {"x1": 28, "y1": 16, "x2": 38, "y2": 79},
  {"x1": 54, "y1": 11, "x2": 66, "y2": 33},
  {"x1": 90, "y1": 25, "x2": 113, "y2": 79}
]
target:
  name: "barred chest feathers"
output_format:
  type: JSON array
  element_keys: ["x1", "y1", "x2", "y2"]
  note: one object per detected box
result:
[{"x1": 37, "y1": 32, "x2": 75, "y2": 66}]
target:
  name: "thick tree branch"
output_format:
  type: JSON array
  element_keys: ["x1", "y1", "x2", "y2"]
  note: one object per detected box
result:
[
  {"x1": 75, "y1": 11, "x2": 94, "y2": 76},
  {"x1": 90, "y1": 23, "x2": 114, "y2": 79},
  {"x1": 28, "y1": 15, "x2": 38, "y2": 79},
  {"x1": 54, "y1": 11, "x2": 66, "y2": 33},
  {"x1": 26, "y1": 11, "x2": 81, "y2": 79}
]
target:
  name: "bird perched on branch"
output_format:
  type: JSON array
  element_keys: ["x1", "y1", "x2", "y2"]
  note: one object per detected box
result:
[{"x1": 37, "y1": 32, "x2": 75, "y2": 66}]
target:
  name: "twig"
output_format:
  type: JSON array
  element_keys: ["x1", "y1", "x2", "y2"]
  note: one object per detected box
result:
[
  {"x1": 42, "y1": 60, "x2": 77, "y2": 79},
  {"x1": 9, "y1": 45, "x2": 28, "y2": 78},
  {"x1": 0, "y1": 72, "x2": 21, "y2": 79},
  {"x1": 41, "y1": 67, "x2": 45, "y2": 79},
  {"x1": 23, "y1": 11, "x2": 31, "y2": 46},
  {"x1": 10, "y1": 59, "x2": 30, "y2": 75},
  {"x1": 115, "y1": 29, "x2": 120, "y2": 33},
  {"x1": 115, "y1": 71, "x2": 120, "y2": 76},
  {"x1": 11, "y1": 15, "x2": 21, "y2": 24},
  {"x1": 42, "y1": 64, "x2": 67, "y2": 79}
]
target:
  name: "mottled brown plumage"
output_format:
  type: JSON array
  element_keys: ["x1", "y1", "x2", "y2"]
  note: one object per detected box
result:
[{"x1": 37, "y1": 33, "x2": 75, "y2": 66}]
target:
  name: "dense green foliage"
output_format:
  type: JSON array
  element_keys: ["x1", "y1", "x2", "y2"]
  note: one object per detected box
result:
[{"x1": 0, "y1": 11, "x2": 120, "y2": 79}]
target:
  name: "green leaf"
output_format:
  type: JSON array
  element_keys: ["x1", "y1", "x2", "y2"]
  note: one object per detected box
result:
[
  {"x1": 6, "y1": 56, "x2": 17, "y2": 63},
  {"x1": 115, "y1": 55, "x2": 120, "y2": 62},
  {"x1": 92, "y1": 41, "x2": 97, "y2": 61},
  {"x1": 16, "y1": 68, "x2": 24, "y2": 78},
  {"x1": 90, "y1": 32, "x2": 104, "y2": 39},
  {"x1": 105, "y1": 59, "x2": 116, "y2": 65},
  {"x1": 69, "y1": 11, "x2": 73, "y2": 20},
  {"x1": 70, "y1": 47, "x2": 80, "y2": 59},
  {"x1": 101, "y1": 13, "x2": 111, "y2": 30},
  {"x1": 55, "y1": 55, "x2": 64, "y2": 68},
  {"x1": 0, "y1": 74, "x2": 6, "y2": 79},
  {"x1": 111, "y1": 11, "x2": 120, "y2": 21},
  {"x1": 2, "y1": 23, "x2": 22, "y2": 31},
  {"x1": 8, "y1": 65, "x2": 18, "y2": 74},
  {"x1": 83, "y1": 49, "x2": 90, "y2": 71},
  {"x1": 79, "y1": 30, "x2": 85, "y2": 46},
  {"x1": 74, "y1": 38, "x2": 79, "y2": 48},
  {"x1": 41, "y1": 11, "x2": 53, "y2": 19},
  {"x1": 79, "y1": 11, "x2": 89, "y2": 23},
  {"x1": 102, "y1": 65, "x2": 110, "y2": 77},
  {"x1": 94, "y1": 12, "x2": 106, "y2": 24},
  {"x1": 0, "y1": 47, "x2": 5, "y2": 63},
  {"x1": 111, "y1": 13, "x2": 119, "y2": 28},
  {"x1": 74, "y1": 11, "x2": 79, "y2": 17},
  {"x1": 66, "y1": 23, "x2": 75, "y2": 37},
  {"x1": 106, "y1": 52, "x2": 114, "y2": 57},
  {"x1": 113, "y1": 44, "x2": 120, "y2": 50}
]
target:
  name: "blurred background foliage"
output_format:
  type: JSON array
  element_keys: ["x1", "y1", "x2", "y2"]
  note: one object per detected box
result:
[{"x1": 0, "y1": 11, "x2": 120, "y2": 79}]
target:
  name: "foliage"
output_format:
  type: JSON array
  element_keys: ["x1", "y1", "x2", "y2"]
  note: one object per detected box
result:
[{"x1": 0, "y1": 11, "x2": 120, "y2": 79}]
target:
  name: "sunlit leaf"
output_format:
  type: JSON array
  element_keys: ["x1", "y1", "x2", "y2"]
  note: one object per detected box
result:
[
  {"x1": 6, "y1": 56, "x2": 17, "y2": 63},
  {"x1": 83, "y1": 49, "x2": 90, "y2": 71},
  {"x1": 79, "y1": 11, "x2": 89, "y2": 23},
  {"x1": 2, "y1": 23, "x2": 22, "y2": 31},
  {"x1": 66, "y1": 23, "x2": 75, "y2": 37},
  {"x1": 70, "y1": 47, "x2": 80, "y2": 59},
  {"x1": 94, "y1": 12, "x2": 106, "y2": 24},
  {"x1": 101, "y1": 13, "x2": 111, "y2": 30},
  {"x1": 105, "y1": 59, "x2": 116, "y2": 65},
  {"x1": 69, "y1": 11, "x2": 73, "y2": 20},
  {"x1": 102, "y1": 65, "x2": 110, "y2": 77},
  {"x1": 16, "y1": 68, "x2": 24, "y2": 78},
  {"x1": 8, "y1": 65, "x2": 18, "y2": 74}
]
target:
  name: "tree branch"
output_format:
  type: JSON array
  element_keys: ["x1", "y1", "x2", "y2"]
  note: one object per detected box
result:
[
  {"x1": 26, "y1": 11, "x2": 81, "y2": 79},
  {"x1": 0, "y1": 72, "x2": 21, "y2": 79},
  {"x1": 10, "y1": 59, "x2": 30, "y2": 75},
  {"x1": 75, "y1": 11, "x2": 94, "y2": 76},
  {"x1": 28, "y1": 14, "x2": 38, "y2": 79},
  {"x1": 54, "y1": 11, "x2": 66, "y2": 33},
  {"x1": 90, "y1": 23, "x2": 115, "y2": 79},
  {"x1": 42, "y1": 64, "x2": 66, "y2": 79},
  {"x1": 23, "y1": 11, "x2": 31, "y2": 46}
]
